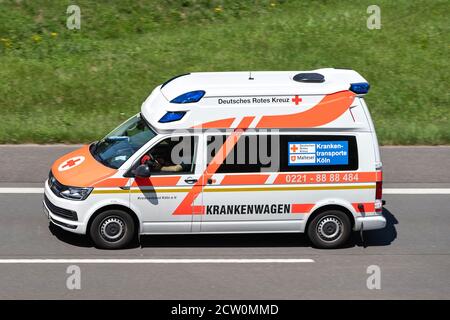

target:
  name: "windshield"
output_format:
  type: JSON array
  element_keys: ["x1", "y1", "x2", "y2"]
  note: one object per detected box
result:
[{"x1": 90, "y1": 114, "x2": 156, "y2": 169}]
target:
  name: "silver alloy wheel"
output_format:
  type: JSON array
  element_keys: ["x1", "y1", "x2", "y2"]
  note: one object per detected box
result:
[
  {"x1": 317, "y1": 216, "x2": 343, "y2": 242},
  {"x1": 100, "y1": 217, "x2": 126, "y2": 242}
]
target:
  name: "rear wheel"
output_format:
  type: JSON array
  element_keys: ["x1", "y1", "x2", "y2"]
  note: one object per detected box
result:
[
  {"x1": 307, "y1": 210, "x2": 351, "y2": 249},
  {"x1": 89, "y1": 210, "x2": 135, "y2": 249}
]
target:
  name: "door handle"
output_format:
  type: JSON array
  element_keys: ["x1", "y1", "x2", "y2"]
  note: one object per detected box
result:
[{"x1": 184, "y1": 178, "x2": 198, "y2": 184}]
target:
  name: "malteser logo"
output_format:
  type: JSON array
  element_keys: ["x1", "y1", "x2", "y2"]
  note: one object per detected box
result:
[{"x1": 58, "y1": 156, "x2": 85, "y2": 172}]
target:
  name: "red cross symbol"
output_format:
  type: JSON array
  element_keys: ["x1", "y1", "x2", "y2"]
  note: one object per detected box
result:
[
  {"x1": 292, "y1": 95, "x2": 302, "y2": 105},
  {"x1": 290, "y1": 144, "x2": 299, "y2": 153},
  {"x1": 62, "y1": 158, "x2": 81, "y2": 169}
]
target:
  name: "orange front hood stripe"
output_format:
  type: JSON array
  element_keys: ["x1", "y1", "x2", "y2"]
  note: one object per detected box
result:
[{"x1": 51, "y1": 145, "x2": 117, "y2": 187}]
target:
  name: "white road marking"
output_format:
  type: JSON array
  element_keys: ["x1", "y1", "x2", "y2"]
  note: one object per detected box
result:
[
  {"x1": 0, "y1": 188, "x2": 44, "y2": 193},
  {"x1": 383, "y1": 189, "x2": 450, "y2": 194},
  {"x1": 0, "y1": 258, "x2": 314, "y2": 264},
  {"x1": 1, "y1": 188, "x2": 450, "y2": 194}
]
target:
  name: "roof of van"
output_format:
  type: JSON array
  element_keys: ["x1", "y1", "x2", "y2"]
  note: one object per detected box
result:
[{"x1": 141, "y1": 68, "x2": 371, "y2": 132}]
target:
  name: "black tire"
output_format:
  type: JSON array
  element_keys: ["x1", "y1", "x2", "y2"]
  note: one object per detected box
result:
[
  {"x1": 307, "y1": 210, "x2": 351, "y2": 249},
  {"x1": 89, "y1": 209, "x2": 136, "y2": 249}
]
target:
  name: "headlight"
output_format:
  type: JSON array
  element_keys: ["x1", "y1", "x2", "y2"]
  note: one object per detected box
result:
[{"x1": 60, "y1": 187, "x2": 93, "y2": 201}]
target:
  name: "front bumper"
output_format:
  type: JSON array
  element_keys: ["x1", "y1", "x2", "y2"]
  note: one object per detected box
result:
[{"x1": 43, "y1": 179, "x2": 88, "y2": 234}]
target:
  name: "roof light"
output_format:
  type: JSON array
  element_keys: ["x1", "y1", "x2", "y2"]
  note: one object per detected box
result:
[
  {"x1": 293, "y1": 73, "x2": 325, "y2": 83},
  {"x1": 159, "y1": 111, "x2": 186, "y2": 123},
  {"x1": 170, "y1": 90, "x2": 205, "y2": 104},
  {"x1": 350, "y1": 82, "x2": 370, "y2": 94}
]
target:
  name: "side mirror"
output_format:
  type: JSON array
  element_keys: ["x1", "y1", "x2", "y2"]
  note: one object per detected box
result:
[{"x1": 134, "y1": 164, "x2": 151, "y2": 178}]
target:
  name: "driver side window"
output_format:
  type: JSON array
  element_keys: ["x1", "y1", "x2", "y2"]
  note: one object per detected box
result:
[{"x1": 140, "y1": 136, "x2": 198, "y2": 175}]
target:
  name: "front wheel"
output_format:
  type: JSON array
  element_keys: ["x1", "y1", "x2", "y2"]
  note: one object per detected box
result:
[
  {"x1": 89, "y1": 210, "x2": 136, "y2": 249},
  {"x1": 307, "y1": 210, "x2": 351, "y2": 249}
]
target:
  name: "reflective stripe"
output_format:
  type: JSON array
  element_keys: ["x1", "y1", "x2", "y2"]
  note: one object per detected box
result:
[
  {"x1": 92, "y1": 188, "x2": 190, "y2": 194},
  {"x1": 291, "y1": 204, "x2": 314, "y2": 213},
  {"x1": 220, "y1": 174, "x2": 270, "y2": 185},
  {"x1": 376, "y1": 171, "x2": 383, "y2": 181},
  {"x1": 352, "y1": 202, "x2": 376, "y2": 212},
  {"x1": 93, "y1": 178, "x2": 129, "y2": 188},
  {"x1": 293, "y1": 202, "x2": 376, "y2": 214},
  {"x1": 92, "y1": 184, "x2": 374, "y2": 194},
  {"x1": 92, "y1": 171, "x2": 380, "y2": 189},
  {"x1": 203, "y1": 185, "x2": 374, "y2": 192},
  {"x1": 131, "y1": 176, "x2": 182, "y2": 187}
]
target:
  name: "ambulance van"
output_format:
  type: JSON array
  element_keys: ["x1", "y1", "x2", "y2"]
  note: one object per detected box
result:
[{"x1": 43, "y1": 69, "x2": 386, "y2": 249}]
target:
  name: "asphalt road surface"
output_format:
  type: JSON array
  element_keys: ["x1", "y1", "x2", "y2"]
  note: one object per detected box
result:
[{"x1": 0, "y1": 145, "x2": 449, "y2": 299}]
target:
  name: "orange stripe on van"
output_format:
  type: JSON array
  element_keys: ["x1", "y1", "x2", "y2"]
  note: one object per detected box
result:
[
  {"x1": 132, "y1": 176, "x2": 181, "y2": 187},
  {"x1": 256, "y1": 90, "x2": 355, "y2": 128},
  {"x1": 93, "y1": 178, "x2": 129, "y2": 188},
  {"x1": 192, "y1": 118, "x2": 235, "y2": 129},
  {"x1": 235, "y1": 116, "x2": 255, "y2": 129},
  {"x1": 221, "y1": 174, "x2": 270, "y2": 185},
  {"x1": 173, "y1": 117, "x2": 254, "y2": 215},
  {"x1": 291, "y1": 204, "x2": 314, "y2": 214},
  {"x1": 376, "y1": 171, "x2": 383, "y2": 181},
  {"x1": 352, "y1": 202, "x2": 376, "y2": 213}
]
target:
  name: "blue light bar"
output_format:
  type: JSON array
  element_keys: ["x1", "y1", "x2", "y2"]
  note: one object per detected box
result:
[
  {"x1": 159, "y1": 111, "x2": 186, "y2": 123},
  {"x1": 170, "y1": 90, "x2": 205, "y2": 104},
  {"x1": 349, "y1": 82, "x2": 370, "y2": 94}
]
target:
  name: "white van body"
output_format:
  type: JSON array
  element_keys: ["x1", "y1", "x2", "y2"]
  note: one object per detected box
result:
[{"x1": 43, "y1": 69, "x2": 386, "y2": 249}]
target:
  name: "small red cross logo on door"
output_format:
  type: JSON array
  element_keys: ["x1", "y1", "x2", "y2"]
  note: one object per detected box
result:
[{"x1": 292, "y1": 95, "x2": 302, "y2": 105}]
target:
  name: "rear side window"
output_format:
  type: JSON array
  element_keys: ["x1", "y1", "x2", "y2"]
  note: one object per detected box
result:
[
  {"x1": 207, "y1": 134, "x2": 358, "y2": 173},
  {"x1": 208, "y1": 135, "x2": 274, "y2": 173}
]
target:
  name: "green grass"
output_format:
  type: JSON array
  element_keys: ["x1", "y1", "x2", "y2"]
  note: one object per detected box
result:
[{"x1": 0, "y1": 0, "x2": 448, "y2": 144}]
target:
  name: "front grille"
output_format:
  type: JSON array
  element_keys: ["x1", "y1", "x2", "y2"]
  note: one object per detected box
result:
[{"x1": 44, "y1": 194, "x2": 78, "y2": 221}]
